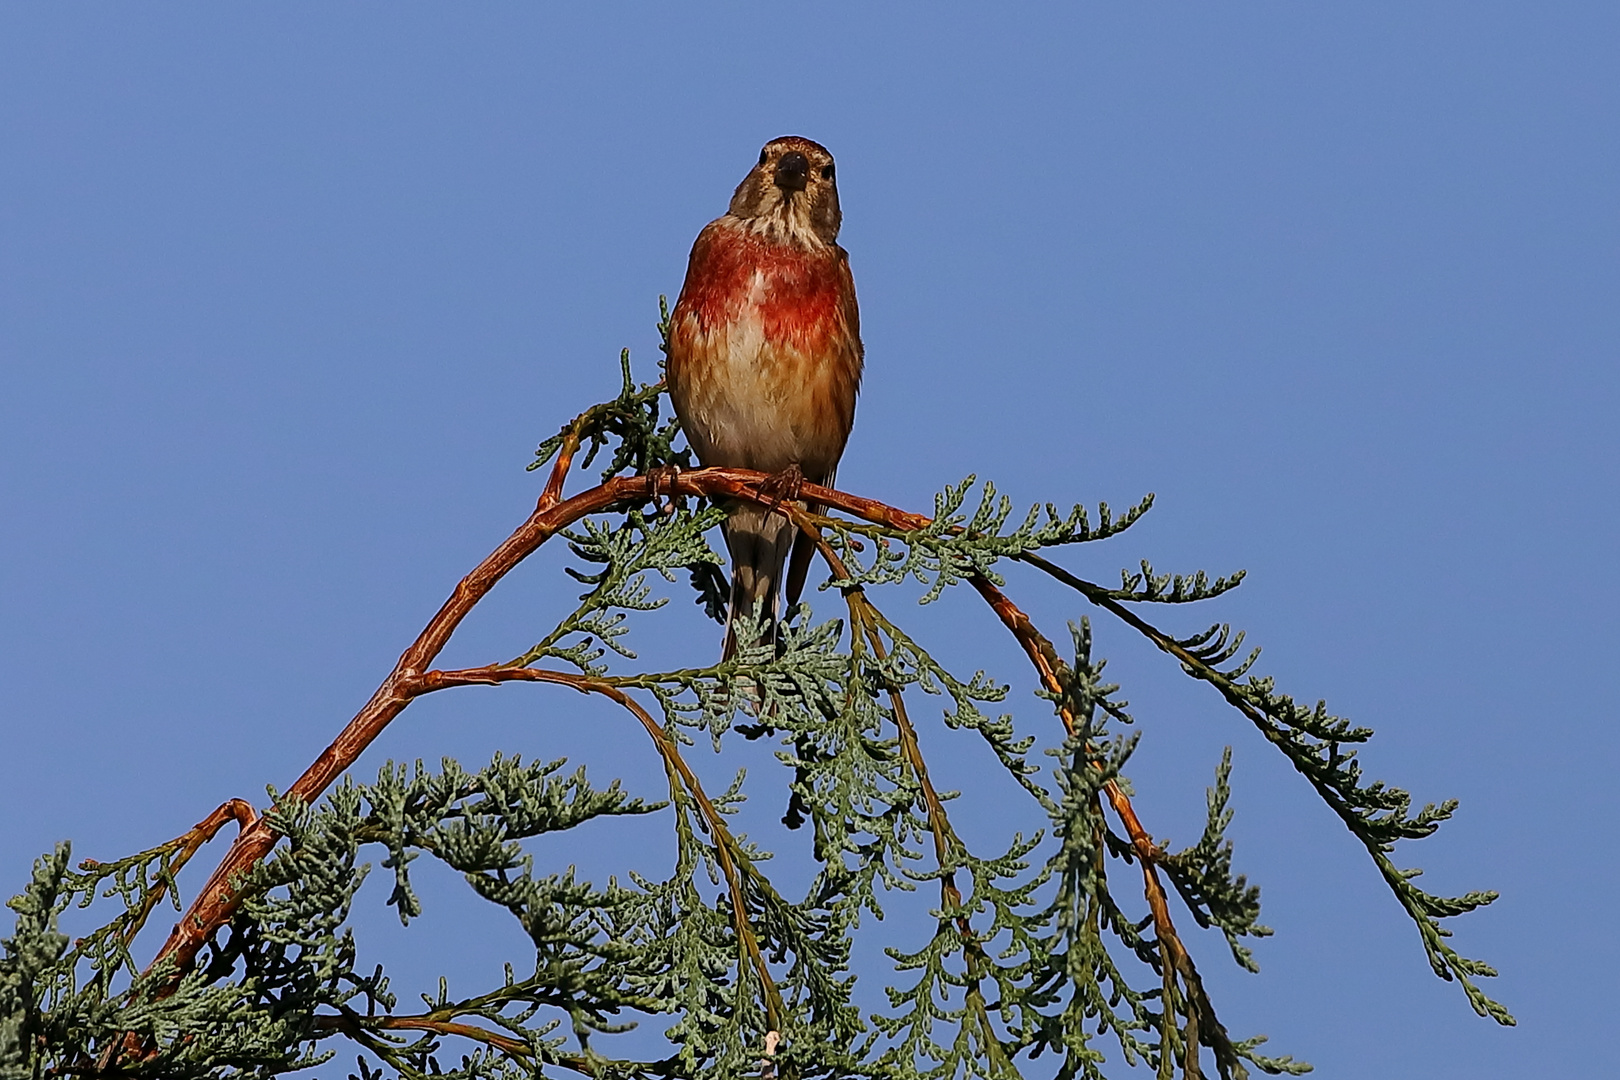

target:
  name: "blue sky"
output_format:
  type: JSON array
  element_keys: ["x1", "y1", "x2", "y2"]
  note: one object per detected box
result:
[{"x1": 2, "y1": 4, "x2": 1615, "y2": 1076}]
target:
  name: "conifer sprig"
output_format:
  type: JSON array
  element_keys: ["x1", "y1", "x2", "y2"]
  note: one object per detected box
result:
[{"x1": 1011, "y1": 553, "x2": 1510, "y2": 1026}]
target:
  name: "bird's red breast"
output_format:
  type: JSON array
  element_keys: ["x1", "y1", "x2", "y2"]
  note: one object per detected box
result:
[
  {"x1": 679, "y1": 222, "x2": 848, "y2": 355},
  {"x1": 667, "y1": 216, "x2": 861, "y2": 483}
]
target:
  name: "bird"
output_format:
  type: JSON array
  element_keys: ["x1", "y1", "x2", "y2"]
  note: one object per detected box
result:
[{"x1": 665, "y1": 136, "x2": 863, "y2": 658}]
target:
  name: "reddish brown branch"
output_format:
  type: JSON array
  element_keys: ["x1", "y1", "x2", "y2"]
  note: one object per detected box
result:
[
  {"x1": 782, "y1": 508, "x2": 1013, "y2": 1071},
  {"x1": 421, "y1": 663, "x2": 785, "y2": 1030},
  {"x1": 127, "y1": 800, "x2": 256, "y2": 940},
  {"x1": 538, "y1": 431, "x2": 581, "y2": 512},
  {"x1": 311, "y1": 1011, "x2": 680, "y2": 1079},
  {"x1": 92, "y1": 799, "x2": 259, "y2": 1068},
  {"x1": 969, "y1": 574, "x2": 1229, "y2": 1076},
  {"x1": 143, "y1": 485, "x2": 604, "y2": 980},
  {"x1": 314, "y1": 1011, "x2": 533, "y2": 1057},
  {"x1": 967, "y1": 578, "x2": 1154, "y2": 836},
  {"x1": 85, "y1": 800, "x2": 255, "y2": 962},
  {"x1": 140, "y1": 467, "x2": 940, "y2": 991},
  {"x1": 197, "y1": 798, "x2": 259, "y2": 837}
]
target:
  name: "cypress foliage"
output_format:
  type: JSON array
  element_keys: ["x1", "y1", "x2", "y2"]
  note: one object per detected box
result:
[{"x1": 1, "y1": 314, "x2": 1510, "y2": 1079}]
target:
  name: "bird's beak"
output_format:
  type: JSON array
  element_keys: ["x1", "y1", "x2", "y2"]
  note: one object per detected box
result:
[{"x1": 773, "y1": 151, "x2": 809, "y2": 193}]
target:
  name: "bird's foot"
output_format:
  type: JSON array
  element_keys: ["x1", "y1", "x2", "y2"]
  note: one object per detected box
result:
[
  {"x1": 758, "y1": 463, "x2": 805, "y2": 517},
  {"x1": 645, "y1": 464, "x2": 685, "y2": 516}
]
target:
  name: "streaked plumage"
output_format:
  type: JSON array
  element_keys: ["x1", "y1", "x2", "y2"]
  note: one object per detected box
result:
[{"x1": 667, "y1": 136, "x2": 862, "y2": 655}]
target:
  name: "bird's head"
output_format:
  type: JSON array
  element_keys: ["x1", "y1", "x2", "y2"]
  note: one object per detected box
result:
[{"x1": 728, "y1": 136, "x2": 841, "y2": 247}]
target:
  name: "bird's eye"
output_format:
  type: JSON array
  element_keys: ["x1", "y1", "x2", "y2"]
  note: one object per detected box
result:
[
  {"x1": 820, "y1": 164, "x2": 835, "y2": 180},
  {"x1": 758, "y1": 149, "x2": 769, "y2": 165}
]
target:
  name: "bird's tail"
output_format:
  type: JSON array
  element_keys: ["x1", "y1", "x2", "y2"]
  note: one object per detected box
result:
[{"x1": 721, "y1": 501, "x2": 795, "y2": 660}]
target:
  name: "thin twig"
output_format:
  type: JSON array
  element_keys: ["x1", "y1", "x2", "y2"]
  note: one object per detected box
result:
[
  {"x1": 422, "y1": 664, "x2": 785, "y2": 1032},
  {"x1": 783, "y1": 507, "x2": 1014, "y2": 1075},
  {"x1": 538, "y1": 429, "x2": 581, "y2": 512},
  {"x1": 314, "y1": 1011, "x2": 533, "y2": 1059},
  {"x1": 108, "y1": 799, "x2": 258, "y2": 950},
  {"x1": 968, "y1": 574, "x2": 1238, "y2": 1077}
]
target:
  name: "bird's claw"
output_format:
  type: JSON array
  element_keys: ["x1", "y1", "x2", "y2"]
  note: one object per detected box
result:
[
  {"x1": 646, "y1": 465, "x2": 685, "y2": 516},
  {"x1": 759, "y1": 463, "x2": 805, "y2": 517}
]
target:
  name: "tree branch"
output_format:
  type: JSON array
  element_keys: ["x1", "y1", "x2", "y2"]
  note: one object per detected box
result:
[
  {"x1": 967, "y1": 574, "x2": 1242, "y2": 1077},
  {"x1": 141, "y1": 467, "x2": 928, "y2": 989},
  {"x1": 420, "y1": 663, "x2": 785, "y2": 1032}
]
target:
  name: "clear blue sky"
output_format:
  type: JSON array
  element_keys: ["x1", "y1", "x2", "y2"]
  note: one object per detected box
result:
[{"x1": 2, "y1": 4, "x2": 1615, "y2": 1076}]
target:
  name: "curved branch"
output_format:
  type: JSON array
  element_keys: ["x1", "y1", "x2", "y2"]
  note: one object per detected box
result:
[
  {"x1": 143, "y1": 455, "x2": 620, "y2": 980},
  {"x1": 313, "y1": 1011, "x2": 533, "y2": 1059},
  {"x1": 783, "y1": 507, "x2": 1014, "y2": 1073},
  {"x1": 422, "y1": 663, "x2": 785, "y2": 1032},
  {"x1": 967, "y1": 573, "x2": 1240, "y2": 1076},
  {"x1": 141, "y1": 466, "x2": 927, "y2": 988},
  {"x1": 312, "y1": 1011, "x2": 680, "y2": 1079}
]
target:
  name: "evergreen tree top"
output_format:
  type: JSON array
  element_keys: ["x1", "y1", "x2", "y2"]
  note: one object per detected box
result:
[{"x1": 1, "y1": 330, "x2": 1508, "y2": 1080}]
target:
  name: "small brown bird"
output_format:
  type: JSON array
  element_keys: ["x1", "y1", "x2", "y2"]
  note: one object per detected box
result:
[{"x1": 666, "y1": 136, "x2": 863, "y2": 656}]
